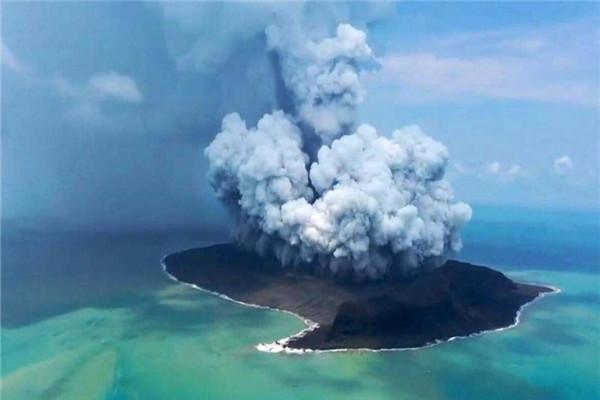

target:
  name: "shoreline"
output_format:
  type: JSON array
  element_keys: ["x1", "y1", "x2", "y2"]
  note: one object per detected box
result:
[{"x1": 160, "y1": 252, "x2": 560, "y2": 355}]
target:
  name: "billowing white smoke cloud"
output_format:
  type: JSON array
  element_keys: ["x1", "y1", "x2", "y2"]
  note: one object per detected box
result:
[
  {"x1": 205, "y1": 111, "x2": 313, "y2": 224},
  {"x1": 267, "y1": 24, "x2": 374, "y2": 143},
  {"x1": 205, "y1": 23, "x2": 472, "y2": 280}
]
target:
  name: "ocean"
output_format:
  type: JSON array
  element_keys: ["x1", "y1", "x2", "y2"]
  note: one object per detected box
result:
[{"x1": 1, "y1": 205, "x2": 599, "y2": 399}]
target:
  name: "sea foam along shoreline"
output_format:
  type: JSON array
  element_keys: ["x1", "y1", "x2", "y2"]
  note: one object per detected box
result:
[{"x1": 161, "y1": 252, "x2": 560, "y2": 355}]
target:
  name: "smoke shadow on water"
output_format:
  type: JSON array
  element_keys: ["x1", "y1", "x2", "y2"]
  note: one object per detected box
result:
[{"x1": 1, "y1": 228, "x2": 225, "y2": 328}]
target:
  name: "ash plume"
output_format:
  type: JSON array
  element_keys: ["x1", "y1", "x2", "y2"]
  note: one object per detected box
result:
[
  {"x1": 205, "y1": 22, "x2": 472, "y2": 280},
  {"x1": 267, "y1": 24, "x2": 374, "y2": 143}
]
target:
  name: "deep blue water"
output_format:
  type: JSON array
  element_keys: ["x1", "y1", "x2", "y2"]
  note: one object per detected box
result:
[{"x1": 461, "y1": 205, "x2": 600, "y2": 273}]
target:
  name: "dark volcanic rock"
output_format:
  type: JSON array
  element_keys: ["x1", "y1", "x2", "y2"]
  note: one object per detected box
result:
[{"x1": 163, "y1": 243, "x2": 555, "y2": 351}]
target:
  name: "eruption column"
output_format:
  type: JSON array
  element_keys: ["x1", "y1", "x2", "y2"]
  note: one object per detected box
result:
[{"x1": 205, "y1": 23, "x2": 472, "y2": 280}]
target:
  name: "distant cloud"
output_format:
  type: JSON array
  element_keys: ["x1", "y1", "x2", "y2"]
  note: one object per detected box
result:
[
  {"x1": 486, "y1": 161, "x2": 522, "y2": 180},
  {"x1": 367, "y1": 19, "x2": 599, "y2": 107},
  {"x1": 501, "y1": 37, "x2": 545, "y2": 52},
  {"x1": 451, "y1": 161, "x2": 470, "y2": 175},
  {"x1": 487, "y1": 161, "x2": 501, "y2": 175},
  {"x1": 373, "y1": 52, "x2": 596, "y2": 106},
  {"x1": 55, "y1": 72, "x2": 143, "y2": 104},
  {"x1": 53, "y1": 72, "x2": 143, "y2": 126},
  {"x1": 554, "y1": 155, "x2": 574, "y2": 175},
  {"x1": 505, "y1": 164, "x2": 522, "y2": 177},
  {"x1": 0, "y1": 39, "x2": 31, "y2": 76},
  {"x1": 0, "y1": 40, "x2": 142, "y2": 105},
  {"x1": 2, "y1": 37, "x2": 143, "y2": 130},
  {"x1": 89, "y1": 72, "x2": 142, "y2": 103}
]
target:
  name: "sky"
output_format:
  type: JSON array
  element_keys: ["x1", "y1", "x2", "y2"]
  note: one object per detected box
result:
[
  {"x1": 361, "y1": 2, "x2": 599, "y2": 210},
  {"x1": 1, "y1": 1, "x2": 599, "y2": 233}
]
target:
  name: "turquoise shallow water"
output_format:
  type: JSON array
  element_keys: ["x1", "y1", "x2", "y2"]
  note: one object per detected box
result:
[{"x1": 2, "y1": 206, "x2": 599, "y2": 399}]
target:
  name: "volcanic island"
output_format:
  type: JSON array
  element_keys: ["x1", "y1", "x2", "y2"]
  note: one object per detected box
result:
[{"x1": 163, "y1": 243, "x2": 556, "y2": 353}]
